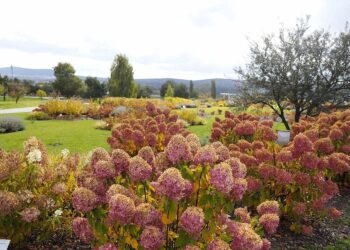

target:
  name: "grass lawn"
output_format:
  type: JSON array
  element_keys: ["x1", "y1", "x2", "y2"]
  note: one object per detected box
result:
[
  {"x1": 0, "y1": 97, "x2": 46, "y2": 109},
  {"x1": 0, "y1": 113, "x2": 109, "y2": 154}
]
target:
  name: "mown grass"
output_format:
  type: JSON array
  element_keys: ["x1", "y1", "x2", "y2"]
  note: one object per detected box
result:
[
  {"x1": 0, "y1": 113, "x2": 109, "y2": 154},
  {"x1": 0, "y1": 97, "x2": 46, "y2": 109}
]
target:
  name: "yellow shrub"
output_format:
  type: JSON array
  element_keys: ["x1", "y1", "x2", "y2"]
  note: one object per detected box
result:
[
  {"x1": 65, "y1": 99, "x2": 84, "y2": 116},
  {"x1": 45, "y1": 99, "x2": 66, "y2": 115}
]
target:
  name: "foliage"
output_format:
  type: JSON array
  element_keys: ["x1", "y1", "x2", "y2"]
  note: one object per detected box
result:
[
  {"x1": 0, "y1": 138, "x2": 79, "y2": 244},
  {"x1": 8, "y1": 82, "x2": 28, "y2": 103},
  {"x1": 210, "y1": 110, "x2": 350, "y2": 232},
  {"x1": 160, "y1": 81, "x2": 175, "y2": 98},
  {"x1": 246, "y1": 104, "x2": 274, "y2": 118},
  {"x1": 174, "y1": 83, "x2": 189, "y2": 98},
  {"x1": 41, "y1": 99, "x2": 84, "y2": 117},
  {"x1": 165, "y1": 83, "x2": 174, "y2": 97},
  {"x1": 177, "y1": 109, "x2": 206, "y2": 126},
  {"x1": 137, "y1": 85, "x2": 153, "y2": 98},
  {"x1": 0, "y1": 117, "x2": 25, "y2": 133},
  {"x1": 108, "y1": 54, "x2": 136, "y2": 97},
  {"x1": 36, "y1": 89, "x2": 47, "y2": 99},
  {"x1": 107, "y1": 102, "x2": 190, "y2": 155},
  {"x1": 71, "y1": 133, "x2": 276, "y2": 249},
  {"x1": 53, "y1": 63, "x2": 85, "y2": 97},
  {"x1": 85, "y1": 77, "x2": 106, "y2": 99},
  {"x1": 236, "y1": 18, "x2": 350, "y2": 129},
  {"x1": 27, "y1": 111, "x2": 50, "y2": 121},
  {"x1": 189, "y1": 80, "x2": 194, "y2": 98}
]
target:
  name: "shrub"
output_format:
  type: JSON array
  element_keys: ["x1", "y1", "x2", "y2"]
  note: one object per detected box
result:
[
  {"x1": 0, "y1": 117, "x2": 25, "y2": 133},
  {"x1": 177, "y1": 109, "x2": 206, "y2": 126},
  {"x1": 71, "y1": 135, "x2": 277, "y2": 249},
  {"x1": 0, "y1": 137, "x2": 79, "y2": 244},
  {"x1": 27, "y1": 111, "x2": 50, "y2": 121},
  {"x1": 65, "y1": 99, "x2": 84, "y2": 116},
  {"x1": 44, "y1": 99, "x2": 66, "y2": 115}
]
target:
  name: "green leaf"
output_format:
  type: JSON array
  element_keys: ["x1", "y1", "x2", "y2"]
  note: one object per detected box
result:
[{"x1": 176, "y1": 230, "x2": 195, "y2": 248}]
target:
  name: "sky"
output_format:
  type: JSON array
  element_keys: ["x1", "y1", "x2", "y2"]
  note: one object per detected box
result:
[{"x1": 0, "y1": 0, "x2": 349, "y2": 79}]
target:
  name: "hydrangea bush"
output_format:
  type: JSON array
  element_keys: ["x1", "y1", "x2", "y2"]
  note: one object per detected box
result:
[
  {"x1": 107, "y1": 102, "x2": 190, "y2": 155},
  {"x1": 71, "y1": 134, "x2": 278, "y2": 249},
  {"x1": 0, "y1": 137, "x2": 78, "y2": 243},
  {"x1": 211, "y1": 110, "x2": 349, "y2": 233}
]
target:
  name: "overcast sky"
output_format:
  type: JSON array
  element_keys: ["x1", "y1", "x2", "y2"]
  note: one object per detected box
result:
[{"x1": 0, "y1": 0, "x2": 349, "y2": 79}]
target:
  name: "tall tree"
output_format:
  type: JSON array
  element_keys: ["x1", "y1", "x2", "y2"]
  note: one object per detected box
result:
[
  {"x1": 8, "y1": 82, "x2": 27, "y2": 103},
  {"x1": 137, "y1": 85, "x2": 153, "y2": 98},
  {"x1": 236, "y1": 18, "x2": 350, "y2": 130},
  {"x1": 211, "y1": 80, "x2": 216, "y2": 99},
  {"x1": 53, "y1": 63, "x2": 85, "y2": 97},
  {"x1": 0, "y1": 74, "x2": 9, "y2": 101},
  {"x1": 189, "y1": 80, "x2": 194, "y2": 98},
  {"x1": 85, "y1": 77, "x2": 106, "y2": 99},
  {"x1": 174, "y1": 83, "x2": 189, "y2": 98},
  {"x1": 165, "y1": 83, "x2": 174, "y2": 97},
  {"x1": 160, "y1": 80, "x2": 175, "y2": 97},
  {"x1": 108, "y1": 54, "x2": 136, "y2": 97}
]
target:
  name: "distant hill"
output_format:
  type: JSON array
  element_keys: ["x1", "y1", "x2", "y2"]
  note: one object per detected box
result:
[{"x1": 0, "y1": 66, "x2": 241, "y2": 93}]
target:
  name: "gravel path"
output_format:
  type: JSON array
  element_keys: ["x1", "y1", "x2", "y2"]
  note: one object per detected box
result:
[{"x1": 0, "y1": 107, "x2": 37, "y2": 114}]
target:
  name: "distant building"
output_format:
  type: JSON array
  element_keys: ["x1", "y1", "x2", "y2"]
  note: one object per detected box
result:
[{"x1": 220, "y1": 93, "x2": 236, "y2": 103}]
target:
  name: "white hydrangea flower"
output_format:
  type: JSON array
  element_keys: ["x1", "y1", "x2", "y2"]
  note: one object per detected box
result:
[
  {"x1": 54, "y1": 209, "x2": 63, "y2": 217},
  {"x1": 61, "y1": 148, "x2": 70, "y2": 158},
  {"x1": 27, "y1": 149, "x2": 42, "y2": 164}
]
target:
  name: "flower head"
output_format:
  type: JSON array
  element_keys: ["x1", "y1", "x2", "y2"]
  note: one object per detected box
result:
[
  {"x1": 257, "y1": 200, "x2": 279, "y2": 215},
  {"x1": 234, "y1": 207, "x2": 251, "y2": 223},
  {"x1": 94, "y1": 160, "x2": 116, "y2": 178},
  {"x1": 134, "y1": 203, "x2": 163, "y2": 229},
  {"x1": 128, "y1": 156, "x2": 153, "y2": 182},
  {"x1": 292, "y1": 202, "x2": 307, "y2": 216},
  {"x1": 111, "y1": 149, "x2": 130, "y2": 175},
  {"x1": 72, "y1": 217, "x2": 94, "y2": 243},
  {"x1": 227, "y1": 221, "x2": 263, "y2": 250},
  {"x1": 207, "y1": 239, "x2": 230, "y2": 250},
  {"x1": 91, "y1": 147, "x2": 110, "y2": 167},
  {"x1": 20, "y1": 206, "x2": 40, "y2": 222},
  {"x1": 52, "y1": 182, "x2": 67, "y2": 194},
  {"x1": 26, "y1": 149, "x2": 42, "y2": 164},
  {"x1": 210, "y1": 163, "x2": 234, "y2": 194},
  {"x1": 259, "y1": 213, "x2": 280, "y2": 234},
  {"x1": 180, "y1": 207, "x2": 205, "y2": 237},
  {"x1": 153, "y1": 168, "x2": 191, "y2": 201},
  {"x1": 225, "y1": 157, "x2": 247, "y2": 178},
  {"x1": 138, "y1": 146, "x2": 156, "y2": 168},
  {"x1": 140, "y1": 226, "x2": 163, "y2": 250},
  {"x1": 229, "y1": 178, "x2": 248, "y2": 201},
  {"x1": 106, "y1": 184, "x2": 133, "y2": 202},
  {"x1": 72, "y1": 187, "x2": 98, "y2": 212},
  {"x1": 329, "y1": 207, "x2": 342, "y2": 219},
  {"x1": 108, "y1": 194, "x2": 135, "y2": 225},
  {"x1": 314, "y1": 138, "x2": 334, "y2": 154},
  {"x1": 292, "y1": 134, "x2": 314, "y2": 155},
  {"x1": 165, "y1": 135, "x2": 192, "y2": 164},
  {"x1": 193, "y1": 145, "x2": 218, "y2": 165}
]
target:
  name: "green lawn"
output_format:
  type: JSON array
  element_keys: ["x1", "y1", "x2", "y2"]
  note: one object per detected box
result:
[
  {"x1": 0, "y1": 97, "x2": 46, "y2": 109},
  {"x1": 0, "y1": 113, "x2": 109, "y2": 154}
]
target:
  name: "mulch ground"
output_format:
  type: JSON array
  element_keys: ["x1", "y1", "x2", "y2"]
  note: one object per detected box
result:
[{"x1": 269, "y1": 186, "x2": 350, "y2": 250}]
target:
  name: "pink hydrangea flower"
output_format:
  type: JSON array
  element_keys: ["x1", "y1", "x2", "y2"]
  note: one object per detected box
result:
[
  {"x1": 259, "y1": 213, "x2": 280, "y2": 234},
  {"x1": 254, "y1": 148, "x2": 273, "y2": 163},
  {"x1": 314, "y1": 138, "x2": 334, "y2": 154},
  {"x1": 180, "y1": 207, "x2": 205, "y2": 237},
  {"x1": 292, "y1": 134, "x2": 314, "y2": 155},
  {"x1": 276, "y1": 148, "x2": 294, "y2": 163},
  {"x1": 138, "y1": 146, "x2": 156, "y2": 168},
  {"x1": 229, "y1": 178, "x2": 248, "y2": 201},
  {"x1": 328, "y1": 153, "x2": 350, "y2": 174},
  {"x1": 140, "y1": 226, "x2": 164, "y2": 250},
  {"x1": 275, "y1": 169, "x2": 293, "y2": 185},
  {"x1": 234, "y1": 121, "x2": 256, "y2": 136},
  {"x1": 20, "y1": 206, "x2": 40, "y2": 222},
  {"x1": 72, "y1": 187, "x2": 98, "y2": 212},
  {"x1": 193, "y1": 145, "x2": 218, "y2": 165},
  {"x1": 106, "y1": 184, "x2": 133, "y2": 202},
  {"x1": 128, "y1": 156, "x2": 153, "y2": 182},
  {"x1": 52, "y1": 182, "x2": 67, "y2": 194},
  {"x1": 246, "y1": 176, "x2": 262, "y2": 192},
  {"x1": 234, "y1": 207, "x2": 251, "y2": 223},
  {"x1": 227, "y1": 221, "x2": 263, "y2": 250},
  {"x1": 152, "y1": 168, "x2": 191, "y2": 201},
  {"x1": 237, "y1": 140, "x2": 252, "y2": 152},
  {"x1": 108, "y1": 194, "x2": 135, "y2": 225},
  {"x1": 328, "y1": 207, "x2": 342, "y2": 219},
  {"x1": 207, "y1": 239, "x2": 230, "y2": 250},
  {"x1": 94, "y1": 243, "x2": 118, "y2": 250},
  {"x1": 134, "y1": 203, "x2": 163, "y2": 229},
  {"x1": 261, "y1": 238, "x2": 272, "y2": 250},
  {"x1": 294, "y1": 172, "x2": 311, "y2": 186},
  {"x1": 215, "y1": 145, "x2": 231, "y2": 163},
  {"x1": 93, "y1": 160, "x2": 116, "y2": 178},
  {"x1": 259, "y1": 164, "x2": 276, "y2": 180},
  {"x1": 111, "y1": 149, "x2": 130, "y2": 174},
  {"x1": 165, "y1": 135, "x2": 192, "y2": 164},
  {"x1": 72, "y1": 217, "x2": 94, "y2": 243},
  {"x1": 259, "y1": 125, "x2": 278, "y2": 141},
  {"x1": 329, "y1": 128, "x2": 344, "y2": 141},
  {"x1": 210, "y1": 163, "x2": 234, "y2": 194},
  {"x1": 300, "y1": 152, "x2": 319, "y2": 170},
  {"x1": 257, "y1": 200, "x2": 279, "y2": 215},
  {"x1": 225, "y1": 157, "x2": 247, "y2": 178},
  {"x1": 301, "y1": 225, "x2": 313, "y2": 236},
  {"x1": 91, "y1": 147, "x2": 110, "y2": 167}
]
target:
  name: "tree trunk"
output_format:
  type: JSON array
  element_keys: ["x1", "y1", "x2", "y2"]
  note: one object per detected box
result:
[
  {"x1": 280, "y1": 113, "x2": 290, "y2": 130},
  {"x1": 294, "y1": 108, "x2": 302, "y2": 123},
  {"x1": 16, "y1": 96, "x2": 19, "y2": 104},
  {"x1": 3, "y1": 93, "x2": 5, "y2": 101}
]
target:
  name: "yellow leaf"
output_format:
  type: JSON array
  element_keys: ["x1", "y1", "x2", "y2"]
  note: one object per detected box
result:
[
  {"x1": 168, "y1": 231, "x2": 179, "y2": 240},
  {"x1": 161, "y1": 213, "x2": 174, "y2": 225}
]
